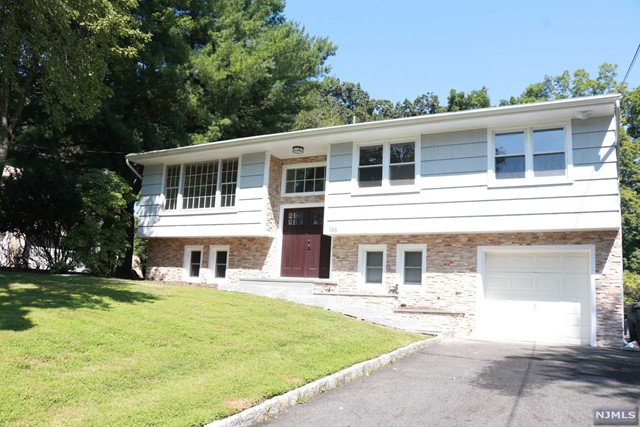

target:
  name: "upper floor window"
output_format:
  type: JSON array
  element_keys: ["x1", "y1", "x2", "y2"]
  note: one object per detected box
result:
[
  {"x1": 357, "y1": 141, "x2": 416, "y2": 188},
  {"x1": 164, "y1": 158, "x2": 238, "y2": 210},
  {"x1": 283, "y1": 164, "x2": 326, "y2": 195},
  {"x1": 491, "y1": 125, "x2": 569, "y2": 183}
]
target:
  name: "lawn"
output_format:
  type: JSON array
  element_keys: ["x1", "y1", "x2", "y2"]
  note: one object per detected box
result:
[{"x1": 0, "y1": 272, "x2": 424, "y2": 426}]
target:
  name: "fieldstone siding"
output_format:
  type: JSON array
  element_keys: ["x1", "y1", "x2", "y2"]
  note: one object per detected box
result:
[
  {"x1": 146, "y1": 237, "x2": 279, "y2": 285},
  {"x1": 330, "y1": 230, "x2": 623, "y2": 346}
]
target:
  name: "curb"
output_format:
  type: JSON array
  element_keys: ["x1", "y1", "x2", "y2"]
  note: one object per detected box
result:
[{"x1": 205, "y1": 335, "x2": 443, "y2": 427}]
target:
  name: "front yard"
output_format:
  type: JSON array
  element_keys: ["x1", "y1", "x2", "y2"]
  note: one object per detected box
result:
[{"x1": 0, "y1": 272, "x2": 424, "y2": 426}]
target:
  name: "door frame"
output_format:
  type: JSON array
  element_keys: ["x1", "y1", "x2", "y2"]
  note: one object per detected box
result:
[
  {"x1": 476, "y1": 244, "x2": 596, "y2": 346},
  {"x1": 277, "y1": 202, "x2": 332, "y2": 279}
]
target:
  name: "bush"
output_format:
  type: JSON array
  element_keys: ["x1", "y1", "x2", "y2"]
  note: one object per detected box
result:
[{"x1": 624, "y1": 271, "x2": 640, "y2": 303}]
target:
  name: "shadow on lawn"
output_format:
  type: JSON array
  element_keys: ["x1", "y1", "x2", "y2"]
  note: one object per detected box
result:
[{"x1": 0, "y1": 272, "x2": 159, "y2": 331}]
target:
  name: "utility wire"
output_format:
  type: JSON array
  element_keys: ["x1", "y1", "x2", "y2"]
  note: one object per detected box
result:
[{"x1": 622, "y1": 42, "x2": 640, "y2": 85}]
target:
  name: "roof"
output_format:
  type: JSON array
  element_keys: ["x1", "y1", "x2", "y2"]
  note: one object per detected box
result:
[{"x1": 126, "y1": 93, "x2": 620, "y2": 165}]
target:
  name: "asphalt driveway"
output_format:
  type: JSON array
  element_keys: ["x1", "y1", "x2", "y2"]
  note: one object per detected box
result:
[{"x1": 261, "y1": 339, "x2": 640, "y2": 427}]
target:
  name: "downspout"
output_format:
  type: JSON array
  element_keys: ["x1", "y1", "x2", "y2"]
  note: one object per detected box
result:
[{"x1": 126, "y1": 158, "x2": 143, "y2": 181}]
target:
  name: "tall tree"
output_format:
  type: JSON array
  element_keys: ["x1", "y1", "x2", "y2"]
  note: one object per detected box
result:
[{"x1": 0, "y1": 0, "x2": 147, "y2": 165}]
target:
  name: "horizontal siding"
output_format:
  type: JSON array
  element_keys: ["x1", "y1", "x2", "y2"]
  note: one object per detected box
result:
[
  {"x1": 328, "y1": 142, "x2": 353, "y2": 182},
  {"x1": 421, "y1": 129, "x2": 487, "y2": 176},
  {"x1": 136, "y1": 155, "x2": 268, "y2": 237},
  {"x1": 239, "y1": 152, "x2": 266, "y2": 189},
  {"x1": 327, "y1": 194, "x2": 619, "y2": 221},
  {"x1": 324, "y1": 211, "x2": 621, "y2": 235},
  {"x1": 325, "y1": 115, "x2": 619, "y2": 235}
]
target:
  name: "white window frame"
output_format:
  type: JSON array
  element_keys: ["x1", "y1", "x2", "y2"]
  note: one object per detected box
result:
[
  {"x1": 281, "y1": 162, "x2": 327, "y2": 196},
  {"x1": 207, "y1": 245, "x2": 230, "y2": 282},
  {"x1": 352, "y1": 137, "x2": 420, "y2": 193},
  {"x1": 162, "y1": 157, "x2": 239, "y2": 212},
  {"x1": 183, "y1": 245, "x2": 204, "y2": 282},
  {"x1": 396, "y1": 244, "x2": 427, "y2": 288},
  {"x1": 358, "y1": 244, "x2": 387, "y2": 288},
  {"x1": 488, "y1": 122, "x2": 573, "y2": 187}
]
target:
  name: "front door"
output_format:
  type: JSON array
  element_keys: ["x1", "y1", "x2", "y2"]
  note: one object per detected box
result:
[{"x1": 281, "y1": 207, "x2": 331, "y2": 278}]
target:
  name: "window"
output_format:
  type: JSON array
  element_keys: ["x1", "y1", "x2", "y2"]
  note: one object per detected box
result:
[
  {"x1": 164, "y1": 165, "x2": 181, "y2": 210},
  {"x1": 283, "y1": 164, "x2": 326, "y2": 194},
  {"x1": 357, "y1": 141, "x2": 416, "y2": 188},
  {"x1": 163, "y1": 158, "x2": 239, "y2": 210},
  {"x1": 183, "y1": 245, "x2": 204, "y2": 282},
  {"x1": 491, "y1": 125, "x2": 568, "y2": 182},
  {"x1": 208, "y1": 245, "x2": 230, "y2": 280},
  {"x1": 396, "y1": 244, "x2": 426, "y2": 286},
  {"x1": 358, "y1": 244, "x2": 387, "y2": 286}
]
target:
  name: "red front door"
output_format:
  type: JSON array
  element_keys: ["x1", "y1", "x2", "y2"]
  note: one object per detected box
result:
[{"x1": 281, "y1": 207, "x2": 331, "y2": 278}]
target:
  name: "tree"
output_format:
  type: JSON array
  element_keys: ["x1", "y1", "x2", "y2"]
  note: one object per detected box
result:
[
  {"x1": 0, "y1": 161, "x2": 82, "y2": 270},
  {"x1": 446, "y1": 87, "x2": 490, "y2": 112},
  {"x1": 0, "y1": 0, "x2": 148, "y2": 165},
  {"x1": 65, "y1": 170, "x2": 136, "y2": 276}
]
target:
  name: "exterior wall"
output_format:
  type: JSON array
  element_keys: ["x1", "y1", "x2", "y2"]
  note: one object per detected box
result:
[
  {"x1": 137, "y1": 152, "x2": 270, "y2": 238},
  {"x1": 146, "y1": 237, "x2": 279, "y2": 284},
  {"x1": 325, "y1": 116, "x2": 620, "y2": 235},
  {"x1": 329, "y1": 230, "x2": 622, "y2": 346}
]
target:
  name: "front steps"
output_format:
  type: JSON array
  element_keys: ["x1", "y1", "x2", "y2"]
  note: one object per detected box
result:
[{"x1": 219, "y1": 279, "x2": 455, "y2": 335}]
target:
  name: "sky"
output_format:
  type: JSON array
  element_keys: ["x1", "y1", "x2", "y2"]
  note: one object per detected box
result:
[{"x1": 284, "y1": 0, "x2": 640, "y2": 105}]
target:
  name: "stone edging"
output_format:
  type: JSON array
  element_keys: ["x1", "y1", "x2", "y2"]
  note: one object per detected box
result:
[{"x1": 204, "y1": 335, "x2": 442, "y2": 427}]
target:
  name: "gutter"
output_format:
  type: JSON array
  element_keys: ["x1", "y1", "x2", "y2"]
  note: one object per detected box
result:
[{"x1": 126, "y1": 158, "x2": 143, "y2": 181}]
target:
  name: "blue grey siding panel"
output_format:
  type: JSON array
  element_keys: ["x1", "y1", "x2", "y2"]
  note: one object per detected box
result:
[
  {"x1": 329, "y1": 142, "x2": 353, "y2": 182},
  {"x1": 572, "y1": 130, "x2": 614, "y2": 150},
  {"x1": 573, "y1": 146, "x2": 617, "y2": 165},
  {"x1": 572, "y1": 116, "x2": 613, "y2": 134},
  {"x1": 421, "y1": 128, "x2": 487, "y2": 146},
  {"x1": 421, "y1": 128, "x2": 487, "y2": 176},
  {"x1": 422, "y1": 157, "x2": 487, "y2": 176},
  {"x1": 424, "y1": 141, "x2": 487, "y2": 160},
  {"x1": 141, "y1": 183, "x2": 162, "y2": 196},
  {"x1": 239, "y1": 152, "x2": 266, "y2": 189}
]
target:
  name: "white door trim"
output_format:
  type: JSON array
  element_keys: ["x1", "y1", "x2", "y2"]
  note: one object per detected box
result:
[{"x1": 476, "y1": 244, "x2": 596, "y2": 346}]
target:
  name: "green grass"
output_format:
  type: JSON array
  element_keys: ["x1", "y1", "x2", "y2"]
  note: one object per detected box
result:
[{"x1": 0, "y1": 272, "x2": 425, "y2": 426}]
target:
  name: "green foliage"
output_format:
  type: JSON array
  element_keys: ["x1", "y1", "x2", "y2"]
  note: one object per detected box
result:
[
  {"x1": 0, "y1": 272, "x2": 424, "y2": 426},
  {"x1": 624, "y1": 271, "x2": 640, "y2": 303},
  {"x1": 499, "y1": 63, "x2": 625, "y2": 105},
  {"x1": 0, "y1": 0, "x2": 148, "y2": 163},
  {"x1": 64, "y1": 170, "x2": 136, "y2": 277},
  {"x1": 446, "y1": 87, "x2": 490, "y2": 112},
  {"x1": 0, "y1": 161, "x2": 82, "y2": 270}
]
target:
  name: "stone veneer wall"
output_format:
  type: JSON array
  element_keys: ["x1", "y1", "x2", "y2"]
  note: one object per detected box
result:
[
  {"x1": 330, "y1": 230, "x2": 623, "y2": 346},
  {"x1": 146, "y1": 237, "x2": 279, "y2": 285}
]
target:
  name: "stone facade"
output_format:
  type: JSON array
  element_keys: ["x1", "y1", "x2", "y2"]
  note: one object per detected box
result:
[
  {"x1": 145, "y1": 229, "x2": 623, "y2": 346},
  {"x1": 329, "y1": 230, "x2": 623, "y2": 346}
]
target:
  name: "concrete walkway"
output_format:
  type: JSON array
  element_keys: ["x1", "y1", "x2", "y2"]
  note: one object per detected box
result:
[{"x1": 261, "y1": 339, "x2": 640, "y2": 427}]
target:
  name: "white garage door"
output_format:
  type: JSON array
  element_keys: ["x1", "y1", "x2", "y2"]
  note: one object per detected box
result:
[{"x1": 477, "y1": 251, "x2": 591, "y2": 346}]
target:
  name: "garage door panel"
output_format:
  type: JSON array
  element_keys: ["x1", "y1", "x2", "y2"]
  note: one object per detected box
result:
[{"x1": 480, "y1": 251, "x2": 591, "y2": 345}]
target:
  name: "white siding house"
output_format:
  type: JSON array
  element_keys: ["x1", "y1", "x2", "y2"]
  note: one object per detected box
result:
[{"x1": 127, "y1": 94, "x2": 624, "y2": 346}]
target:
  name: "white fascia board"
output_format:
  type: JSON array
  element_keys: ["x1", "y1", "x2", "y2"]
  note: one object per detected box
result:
[{"x1": 126, "y1": 94, "x2": 620, "y2": 166}]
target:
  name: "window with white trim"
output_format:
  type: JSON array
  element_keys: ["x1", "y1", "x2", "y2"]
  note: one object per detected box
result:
[
  {"x1": 396, "y1": 244, "x2": 426, "y2": 286},
  {"x1": 208, "y1": 245, "x2": 229, "y2": 279},
  {"x1": 283, "y1": 164, "x2": 326, "y2": 194},
  {"x1": 357, "y1": 141, "x2": 416, "y2": 188},
  {"x1": 358, "y1": 244, "x2": 387, "y2": 285},
  {"x1": 163, "y1": 158, "x2": 238, "y2": 210},
  {"x1": 183, "y1": 245, "x2": 204, "y2": 281},
  {"x1": 491, "y1": 125, "x2": 569, "y2": 181}
]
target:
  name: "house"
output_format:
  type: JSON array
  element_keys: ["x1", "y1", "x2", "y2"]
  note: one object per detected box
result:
[{"x1": 126, "y1": 94, "x2": 623, "y2": 347}]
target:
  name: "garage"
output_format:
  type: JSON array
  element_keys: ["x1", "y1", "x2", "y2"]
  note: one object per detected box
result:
[{"x1": 477, "y1": 250, "x2": 593, "y2": 346}]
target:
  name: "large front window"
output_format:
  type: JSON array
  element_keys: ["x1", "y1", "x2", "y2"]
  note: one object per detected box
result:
[
  {"x1": 283, "y1": 164, "x2": 326, "y2": 194},
  {"x1": 164, "y1": 158, "x2": 238, "y2": 210},
  {"x1": 358, "y1": 141, "x2": 416, "y2": 188},
  {"x1": 493, "y1": 126, "x2": 567, "y2": 181}
]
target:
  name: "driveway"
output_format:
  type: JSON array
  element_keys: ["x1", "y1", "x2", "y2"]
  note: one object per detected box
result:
[{"x1": 261, "y1": 339, "x2": 640, "y2": 427}]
